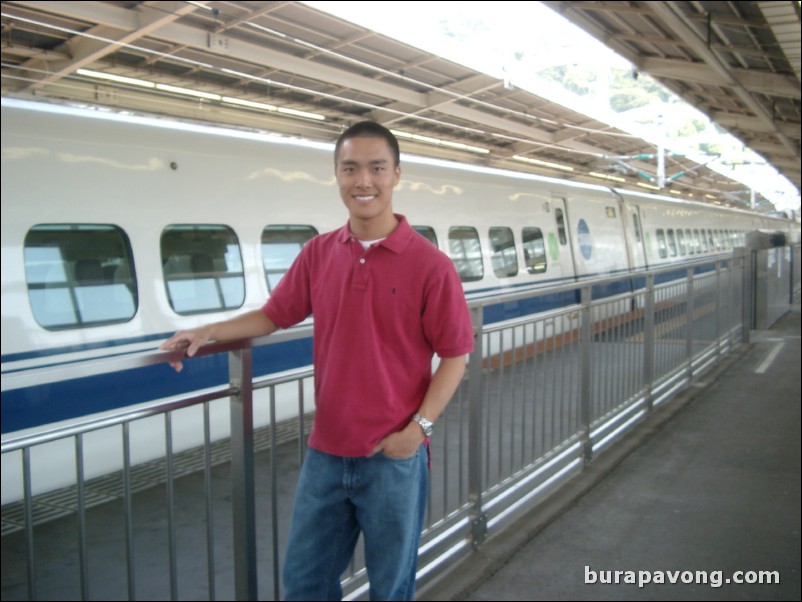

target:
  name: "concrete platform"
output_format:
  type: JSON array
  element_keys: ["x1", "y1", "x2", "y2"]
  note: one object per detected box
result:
[{"x1": 422, "y1": 306, "x2": 800, "y2": 601}]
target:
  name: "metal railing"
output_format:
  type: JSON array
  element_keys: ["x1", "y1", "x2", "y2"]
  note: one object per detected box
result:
[{"x1": 1, "y1": 252, "x2": 753, "y2": 600}]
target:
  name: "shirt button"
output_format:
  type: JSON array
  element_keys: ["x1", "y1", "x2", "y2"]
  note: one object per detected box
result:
[{"x1": 359, "y1": 258, "x2": 366, "y2": 264}]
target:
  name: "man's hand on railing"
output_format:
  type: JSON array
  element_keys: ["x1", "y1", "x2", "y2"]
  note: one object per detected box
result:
[
  {"x1": 160, "y1": 326, "x2": 213, "y2": 372},
  {"x1": 159, "y1": 310, "x2": 279, "y2": 372}
]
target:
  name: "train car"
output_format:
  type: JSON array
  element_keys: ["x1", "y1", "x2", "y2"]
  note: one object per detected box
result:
[{"x1": 1, "y1": 98, "x2": 795, "y2": 501}]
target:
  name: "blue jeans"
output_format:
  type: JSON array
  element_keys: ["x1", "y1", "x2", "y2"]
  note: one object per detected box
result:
[{"x1": 283, "y1": 445, "x2": 429, "y2": 601}]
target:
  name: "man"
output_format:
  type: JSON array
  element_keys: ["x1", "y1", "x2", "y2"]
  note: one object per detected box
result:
[{"x1": 161, "y1": 121, "x2": 474, "y2": 600}]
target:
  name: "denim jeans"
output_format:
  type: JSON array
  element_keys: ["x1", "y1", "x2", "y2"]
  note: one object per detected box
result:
[{"x1": 282, "y1": 445, "x2": 429, "y2": 601}]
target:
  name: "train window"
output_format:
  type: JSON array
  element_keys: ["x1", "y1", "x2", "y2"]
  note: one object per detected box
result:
[
  {"x1": 685, "y1": 229, "x2": 694, "y2": 254},
  {"x1": 261, "y1": 225, "x2": 318, "y2": 291},
  {"x1": 522, "y1": 227, "x2": 547, "y2": 274},
  {"x1": 632, "y1": 212, "x2": 642, "y2": 243},
  {"x1": 489, "y1": 227, "x2": 518, "y2": 278},
  {"x1": 667, "y1": 229, "x2": 678, "y2": 257},
  {"x1": 696, "y1": 228, "x2": 708, "y2": 253},
  {"x1": 413, "y1": 225, "x2": 438, "y2": 247},
  {"x1": 448, "y1": 226, "x2": 484, "y2": 282},
  {"x1": 161, "y1": 225, "x2": 244, "y2": 315},
  {"x1": 676, "y1": 229, "x2": 687, "y2": 255},
  {"x1": 699, "y1": 229, "x2": 710, "y2": 253},
  {"x1": 555, "y1": 208, "x2": 567, "y2": 245},
  {"x1": 656, "y1": 229, "x2": 668, "y2": 259},
  {"x1": 24, "y1": 224, "x2": 138, "y2": 330},
  {"x1": 707, "y1": 229, "x2": 715, "y2": 251}
]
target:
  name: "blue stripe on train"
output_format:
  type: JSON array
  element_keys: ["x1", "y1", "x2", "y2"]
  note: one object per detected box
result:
[
  {"x1": 482, "y1": 289, "x2": 581, "y2": 323},
  {"x1": 1, "y1": 333, "x2": 171, "y2": 367},
  {"x1": 1, "y1": 338, "x2": 314, "y2": 434},
  {"x1": 654, "y1": 262, "x2": 716, "y2": 286}
]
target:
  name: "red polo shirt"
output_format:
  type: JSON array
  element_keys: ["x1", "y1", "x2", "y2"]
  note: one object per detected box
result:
[{"x1": 263, "y1": 215, "x2": 474, "y2": 456}]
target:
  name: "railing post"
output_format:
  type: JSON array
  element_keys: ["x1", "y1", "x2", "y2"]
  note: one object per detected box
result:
[
  {"x1": 229, "y1": 348, "x2": 258, "y2": 600},
  {"x1": 686, "y1": 267, "x2": 694, "y2": 380},
  {"x1": 579, "y1": 285, "x2": 593, "y2": 463},
  {"x1": 741, "y1": 248, "x2": 753, "y2": 344},
  {"x1": 714, "y1": 261, "x2": 722, "y2": 358},
  {"x1": 643, "y1": 274, "x2": 656, "y2": 413},
  {"x1": 467, "y1": 306, "x2": 487, "y2": 548}
]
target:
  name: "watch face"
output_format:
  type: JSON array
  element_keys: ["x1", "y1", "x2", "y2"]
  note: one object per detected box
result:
[{"x1": 414, "y1": 414, "x2": 433, "y2": 436}]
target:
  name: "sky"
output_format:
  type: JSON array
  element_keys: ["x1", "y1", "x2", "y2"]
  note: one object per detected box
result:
[{"x1": 304, "y1": 1, "x2": 800, "y2": 213}]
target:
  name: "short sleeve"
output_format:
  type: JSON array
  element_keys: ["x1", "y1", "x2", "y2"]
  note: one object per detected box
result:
[
  {"x1": 262, "y1": 243, "x2": 314, "y2": 329},
  {"x1": 421, "y1": 259, "x2": 474, "y2": 357}
]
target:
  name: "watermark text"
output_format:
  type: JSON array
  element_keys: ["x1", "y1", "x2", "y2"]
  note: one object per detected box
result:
[{"x1": 584, "y1": 565, "x2": 780, "y2": 588}]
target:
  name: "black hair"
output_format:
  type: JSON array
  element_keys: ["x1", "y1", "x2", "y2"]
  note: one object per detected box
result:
[{"x1": 334, "y1": 121, "x2": 400, "y2": 167}]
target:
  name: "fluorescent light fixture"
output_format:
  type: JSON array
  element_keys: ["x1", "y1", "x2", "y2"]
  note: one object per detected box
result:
[
  {"x1": 221, "y1": 68, "x2": 255, "y2": 79},
  {"x1": 512, "y1": 155, "x2": 574, "y2": 172},
  {"x1": 637, "y1": 182, "x2": 661, "y2": 191},
  {"x1": 393, "y1": 130, "x2": 489, "y2": 155},
  {"x1": 222, "y1": 96, "x2": 278, "y2": 111},
  {"x1": 589, "y1": 171, "x2": 626, "y2": 182},
  {"x1": 277, "y1": 106, "x2": 326, "y2": 121},
  {"x1": 77, "y1": 69, "x2": 154, "y2": 88},
  {"x1": 155, "y1": 83, "x2": 221, "y2": 100},
  {"x1": 437, "y1": 139, "x2": 489, "y2": 154},
  {"x1": 223, "y1": 97, "x2": 325, "y2": 120},
  {"x1": 76, "y1": 70, "x2": 324, "y2": 121}
]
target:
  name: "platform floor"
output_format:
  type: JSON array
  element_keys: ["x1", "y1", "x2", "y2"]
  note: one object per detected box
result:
[{"x1": 422, "y1": 306, "x2": 800, "y2": 601}]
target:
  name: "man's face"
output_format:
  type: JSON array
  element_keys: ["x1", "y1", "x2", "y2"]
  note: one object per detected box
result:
[{"x1": 335, "y1": 136, "x2": 400, "y2": 228}]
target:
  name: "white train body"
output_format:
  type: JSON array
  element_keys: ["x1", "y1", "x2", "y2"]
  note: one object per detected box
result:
[{"x1": 1, "y1": 98, "x2": 796, "y2": 502}]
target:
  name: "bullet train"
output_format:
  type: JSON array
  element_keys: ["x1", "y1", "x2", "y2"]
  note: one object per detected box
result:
[{"x1": 1, "y1": 98, "x2": 797, "y2": 501}]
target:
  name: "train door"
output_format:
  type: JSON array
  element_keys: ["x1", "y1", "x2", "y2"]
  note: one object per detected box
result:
[
  {"x1": 620, "y1": 198, "x2": 648, "y2": 270},
  {"x1": 560, "y1": 193, "x2": 631, "y2": 279},
  {"x1": 549, "y1": 196, "x2": 579, "y2": 280}
]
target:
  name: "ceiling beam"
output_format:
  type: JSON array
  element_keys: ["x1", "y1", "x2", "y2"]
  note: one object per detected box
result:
[
  {"x1": 647, "y1": 2, "x2": 799, "y2": 161},
  {"x1": 14, "y1": 1, "x2": 210, "y2": 92},
  {"x1": 639, "y1": 57, "x2": 800, "y2": 99},
  {"x1": 711, "y1": 111, "x2": 801, "y2": 139}
]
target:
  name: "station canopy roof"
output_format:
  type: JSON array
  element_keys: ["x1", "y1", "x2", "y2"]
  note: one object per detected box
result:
[{"x1": 2, "y1": 1, "x2": 799, "y2": 211}]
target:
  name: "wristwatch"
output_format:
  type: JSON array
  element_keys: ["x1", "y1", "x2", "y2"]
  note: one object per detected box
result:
[{"x1": 412, "y1": 413, "x2": 434, "y2": 437}]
